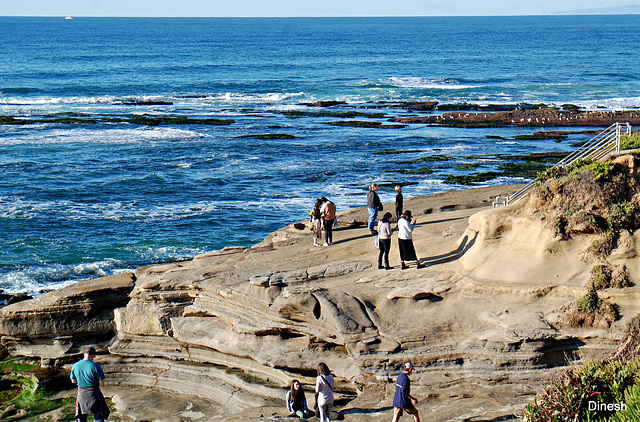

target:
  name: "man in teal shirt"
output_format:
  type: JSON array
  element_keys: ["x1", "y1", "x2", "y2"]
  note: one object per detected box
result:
[{"x1": 70, "y1": 346, "x2": 108, "y2": 422}]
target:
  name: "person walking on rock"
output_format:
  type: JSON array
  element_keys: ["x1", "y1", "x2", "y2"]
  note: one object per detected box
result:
[
  {"x1": 286, "y1": 379, "x2": 309, "y2": 418},
  {"x1": 71, "y1": 346, "x2": 109, "y2": 422},
  {"x1": 377, "y1": 212, "x2": 393, "y2": 270},
  {"x1": 398, "y1": 210, "x2": 424, "y2": 270},
  {"x1": 367, "y1": 183, "x2": 382, "y2": 235},
  {"x1": 315, "y1": 362, "x2": 335, "y2": 421},
  {"x1": 320, "y1": 197, "x2": 336, "y2": 246},
  {"x1": 392, "y1": 362, "x2": 420, "y2": 422}
]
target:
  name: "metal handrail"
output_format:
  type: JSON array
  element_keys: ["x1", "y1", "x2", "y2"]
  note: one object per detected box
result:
[{"x1": 503, "y1": 122, "x2": 631, "y2": 206}]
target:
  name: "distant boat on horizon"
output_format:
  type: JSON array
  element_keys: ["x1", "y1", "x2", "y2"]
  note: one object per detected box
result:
[{"x1": 65, "y1": 16, "x2": 73, "y2": 20}]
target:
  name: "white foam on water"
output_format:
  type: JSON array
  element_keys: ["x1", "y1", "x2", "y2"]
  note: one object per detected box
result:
[
  {"x1": 0, "y1": 258, "x2": 124, "y2": 295},
  {"x1": 0, "y1": 125, "x2": 206, "y2": 146},
  {"x1": 567, "y1": 96, "x2": 640, "y2": 111},
  {"x1": 205, "y1": 92, "x2": 306, "y2": 103},
  {"x1": 0, "y1": 197, "x2": 219, "y2": 222},
  {"x1": 382, "y1": 77, "x2": 480, "y2": 90}
]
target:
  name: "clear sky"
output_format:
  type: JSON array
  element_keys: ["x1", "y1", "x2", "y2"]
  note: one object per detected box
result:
[{"x1": 3, "y1": 0, "x2": 640, "y2": 17}]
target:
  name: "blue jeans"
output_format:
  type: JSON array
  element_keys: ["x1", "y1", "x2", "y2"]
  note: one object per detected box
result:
[
  {"x1": 368, "y1": 207, "x2": 378, "y2": 232},
  {"x1": 319, "y1": 403, "x2": 332, "y2": 421}
]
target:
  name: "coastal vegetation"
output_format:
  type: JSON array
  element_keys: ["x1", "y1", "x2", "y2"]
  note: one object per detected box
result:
[
  {"x1": 0, "y1": 348, "x2": 74, "y2": 421},
  {"x1": 532, "y1": 155, "x2": 639, "y2": 260},
  {"x1": 621, "y1": 132, "x2": 640, "y2": 151},
  {"x1": 525, "y1": 151, "x2": 640, "y2": 420},
  {"x1": 524, "y1": 359, "x2": 640, "y2": 421},
  {"x1": 0, "y1": 347, "x2": 121, "y2": 421}
]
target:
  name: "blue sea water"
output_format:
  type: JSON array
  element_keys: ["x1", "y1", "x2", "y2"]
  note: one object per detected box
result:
[{"x1": 1, "y1": 15, "x2": 640, "y2": 294}]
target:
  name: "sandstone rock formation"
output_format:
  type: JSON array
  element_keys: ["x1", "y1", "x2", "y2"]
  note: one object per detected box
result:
[{"x1": 1, "y1": 184, "x2": 638, "y2": 421}]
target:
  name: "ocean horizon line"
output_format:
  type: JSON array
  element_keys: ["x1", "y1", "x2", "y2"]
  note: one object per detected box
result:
[{"x1": 2, "y1": 13, "x2": 640, "y2": 19}]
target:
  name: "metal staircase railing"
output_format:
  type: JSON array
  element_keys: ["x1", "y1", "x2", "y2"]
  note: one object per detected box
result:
[{"x1": 498, "y1": 122, "x2": 632, "y2": 206}]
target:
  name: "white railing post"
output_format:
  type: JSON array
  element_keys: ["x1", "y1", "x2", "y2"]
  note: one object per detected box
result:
[{"x1": 616, "y1": 122, "x2": 621, "y2": 153}]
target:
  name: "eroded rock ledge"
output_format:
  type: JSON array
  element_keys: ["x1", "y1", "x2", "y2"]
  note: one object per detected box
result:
[{"x1": 1, "y1": 184, "x2": 637, "y2": 421}]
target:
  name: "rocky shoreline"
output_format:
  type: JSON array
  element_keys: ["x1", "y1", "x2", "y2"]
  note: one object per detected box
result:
[
  {"x1": 1, "y1": 183, "x2": 639, "y2": 421},
  {"x1": 393, "y1": 107, "x2": 640, "y2": 128}
]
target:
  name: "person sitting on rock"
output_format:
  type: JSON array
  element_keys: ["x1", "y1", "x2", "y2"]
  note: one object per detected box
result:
[{"x1": 286, "y1": 379, "x2": 309, "y2": 418}]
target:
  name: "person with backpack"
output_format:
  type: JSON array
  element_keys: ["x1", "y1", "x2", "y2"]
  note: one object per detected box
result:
[{"x1": 315, "y1": 362, "x2": 335, "y2": 421}]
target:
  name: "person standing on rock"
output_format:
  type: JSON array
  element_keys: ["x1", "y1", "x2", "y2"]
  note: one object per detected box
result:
[
  {"x1": 377, "y1": 212, "x2": 393, "y2": 270},
  {"x1": 367, "y1": 183, "x2": 382, "y2": 235},
  {"x1": 315, "y1": 362, "x2": 335, "y2": 421},
  {"x1": 286, "y1": 379, "x2": 310, "y2": 418},
  {"x1": 395, "y1": 185, "x2": 404, "y2": 222},
  {"x1": 392, "y1": 362, "x2": 420, "y2": 422},
  {"x1": 320, "y1": 197, "x2": 336, "y2": 246},
  {"x1": 71, "y1": 346, "x2": 109, "y2": 422},
  {"x1": 311, "y1": 198, "x2": 324, "y2": 247},
  {"x1": 398, "y1": 210, "x2": 425, "y2": 270}
]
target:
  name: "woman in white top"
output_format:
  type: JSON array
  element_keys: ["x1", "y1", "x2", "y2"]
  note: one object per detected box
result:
[
  {"x1": 397, "y1": 210, "x2": 424, "y2": 270},
  {"x1": 315, "y1": 362, "x2": 335, "y2": 421},
  {"x1": 377, "y1": 212, "x2": 393, "y2": 270}
]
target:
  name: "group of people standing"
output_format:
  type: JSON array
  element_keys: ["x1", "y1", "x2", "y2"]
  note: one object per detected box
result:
[
  {"x1": 311, "y1": 184, "x2": 424, "y2": 270},
  {"x1": 311, "y1": 197, "x2": 336, "y2": 247},
  {"x1": 369, "y1": 184, "x2": 424, "y2": 271},
  {"x1": 286, "y1": 361, "x2": 420, "y2": 421}
]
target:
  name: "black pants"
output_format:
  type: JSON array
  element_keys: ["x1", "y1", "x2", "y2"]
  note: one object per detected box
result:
[
  {"x1": 323, "y1": 219, "x2": 334, "y2": 244},
  {"x1": 378, "y1": 238, "x2": 391, "y2": 267}
]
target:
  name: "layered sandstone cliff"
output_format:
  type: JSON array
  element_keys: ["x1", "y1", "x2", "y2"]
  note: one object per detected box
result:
[{"x1": 2, "y1": 181, "x2": 639, "y2": 421}]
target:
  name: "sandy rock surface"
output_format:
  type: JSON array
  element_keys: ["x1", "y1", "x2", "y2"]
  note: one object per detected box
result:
[{"x1": 2, "y1": 184, "x2": 639, "y2": 421}]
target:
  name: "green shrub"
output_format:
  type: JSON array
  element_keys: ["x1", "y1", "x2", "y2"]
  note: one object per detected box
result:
[
  {"x1": 621, "y1": 132, "x2": 640, "y2": 151},
  {"x1": 611, "y1": 265, "x2": 631, "y2": 289},
  {"x1": 589, "y1": 161, "x2": 616, "y2": 182},
  {"x1": 608, "y1": 201, "x2": 639, "y2": 231},
  {"x1": 525, "y1": 360, "x2": 640, "y2": 422},
  {"x1": 553, "y1": 214, "x2": 569, "y2": 239},
  {"x1": 628, "y1": 315, "x2": 640, "y2": 336},
  {"x1": 561, "y1": 159, "x2": 614, "y2": 182},
  {"x1": 609, "y1": 379, "x2": 640, "y2": 422},
  {"x1": 588, "y1": 231, "x2": 619, "y2": 259},
  {"x1": 535, "y1": 166, "x2": 566, "y2": 185},
  {"x1": 566, "y1": 158, "x2": 594, "y2": 174},
  {"x1": 577, "y1": 290, "x2": 603, "y2": 312},
  {"x1": 575, "y1": 290, "x2": 620, "y2": 323},
  {"x1": 590, "y1": 264, "x2": 612, "y2": 291}
]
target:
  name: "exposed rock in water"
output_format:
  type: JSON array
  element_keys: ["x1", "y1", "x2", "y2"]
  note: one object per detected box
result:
[{"x1": 393, "y1": 107, "x2": 640, "y2": 127}]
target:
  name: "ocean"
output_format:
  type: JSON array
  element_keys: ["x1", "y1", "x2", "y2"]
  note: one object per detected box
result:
[{"x1": 1, "y1": 15, "x2": 640, "y2": 295}]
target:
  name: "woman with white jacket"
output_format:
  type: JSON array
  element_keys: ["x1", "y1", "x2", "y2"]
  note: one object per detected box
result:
[
  {"x1": 397, "y1": 210, "x2": 424, "y2": 270},
  {"x1": 377, "y1": 212, "x2": 393, "y2": 269}
]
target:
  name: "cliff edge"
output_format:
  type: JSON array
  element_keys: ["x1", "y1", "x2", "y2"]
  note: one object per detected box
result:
[{"x1": 2, "y1": 174, "x2": 639, "y2": 421}]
